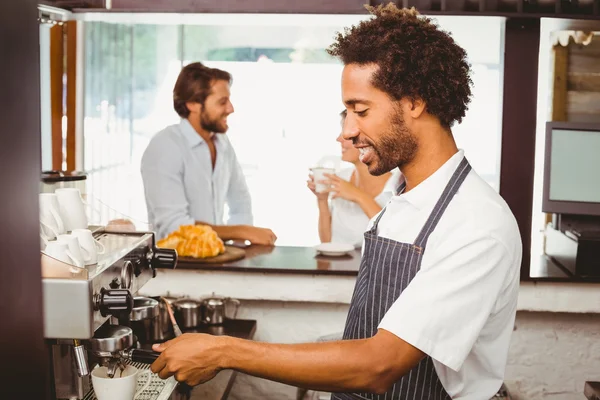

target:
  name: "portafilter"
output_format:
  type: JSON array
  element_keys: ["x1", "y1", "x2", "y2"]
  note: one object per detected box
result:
[{"x1": 87, "y1": 324, "x2": 161, "y2": 378}]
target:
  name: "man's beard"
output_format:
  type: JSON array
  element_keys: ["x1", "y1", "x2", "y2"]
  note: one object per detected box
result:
[
  {"x1": 200, "y1": 109, "x2": 227, "y2": 134},
  {"x1": 365, "y1": 108, "x2": 418, "y2": 176}
]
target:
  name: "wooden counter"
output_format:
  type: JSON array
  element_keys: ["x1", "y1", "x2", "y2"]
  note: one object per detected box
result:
[{"x1": 174, "y1": 246, "x2": 361, "y2": 276}]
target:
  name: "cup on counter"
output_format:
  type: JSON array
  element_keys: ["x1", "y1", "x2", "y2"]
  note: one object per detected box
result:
[
  {"x1": 55, "y1": 188, "x2": 88, "y2": 231},
  {"x1": 39, "y1": 193, "x2": 65, "y2": 240},
  {"x1": 310, "y1": 167, "x2": 335, "y2": 193},
  {"x1": 56, "y1": 234, "x2": 86, "y2": 267},
  {"x1": 43, "y1": 241, "x2": 82, "y2": 267},
  {"x1": 71, "y1": 228, "x2": 105, "y2": 265},
  {"x1": 91, "y1": 365, "x2": 151, "y2": 400}
]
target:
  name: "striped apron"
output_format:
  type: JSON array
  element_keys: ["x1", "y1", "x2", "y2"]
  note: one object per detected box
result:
[{"x1": 331, "y1": 157, "x2": 471, "y2": 400}]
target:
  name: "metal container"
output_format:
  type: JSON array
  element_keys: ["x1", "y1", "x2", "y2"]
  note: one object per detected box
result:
[
  {"x1": 172, "y1": 298, "x2": 202, "y2": 329},
  {"x1": 129, "y1": 297, "x2": 160, "y2": 345},
  {"x1": 201, "y1": 296, "x2": 240, "y2": 325},
  {"x1": 154, "y1": 296, "x2": 177, "y2": 341},
  {"x1": 130, "y1": 297, "x2": 159, "y2": 321}
]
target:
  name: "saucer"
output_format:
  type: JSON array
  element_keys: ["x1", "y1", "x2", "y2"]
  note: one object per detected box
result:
[{"x1": 315, "y1": 242, "x2": 355, "y2": 257}]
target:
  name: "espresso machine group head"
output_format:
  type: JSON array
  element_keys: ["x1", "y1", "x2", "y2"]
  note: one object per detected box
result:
[{"x1": 87, "y1": 325, "x2": 160, "y2": 378}]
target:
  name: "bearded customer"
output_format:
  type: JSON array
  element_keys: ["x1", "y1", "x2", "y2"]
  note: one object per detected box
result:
[
  {"x1": 141, "y1": 62, "x2": 276, "y2": 245},
  {"x1": 150, "y1": 6, "x2": 522, "y2": 399}
]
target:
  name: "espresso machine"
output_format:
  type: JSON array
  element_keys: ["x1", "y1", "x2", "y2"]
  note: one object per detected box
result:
[{"x1": 43, "y1": 228, "x2": 178, "y2": 400}]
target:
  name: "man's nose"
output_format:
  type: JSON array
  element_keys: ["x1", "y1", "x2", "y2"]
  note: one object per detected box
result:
[{"x1": 341, "y1": 115, "x2": 359, "y2": 141}]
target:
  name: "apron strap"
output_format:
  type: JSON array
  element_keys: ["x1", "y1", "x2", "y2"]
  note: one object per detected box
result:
[{"x1": 414, "y1": 156, "x2": 471, "y2": 249}]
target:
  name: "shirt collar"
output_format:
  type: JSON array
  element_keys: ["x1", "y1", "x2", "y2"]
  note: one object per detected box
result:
[
  {"x1": 383, "y1": 168, "x2": 404, "y2": 194},
  {"x1": 179, "y1": 118, "x2": 217, "y2": 147},
  {"x1": 396, "y1": 149, "x2": 465, "y2": 211}
]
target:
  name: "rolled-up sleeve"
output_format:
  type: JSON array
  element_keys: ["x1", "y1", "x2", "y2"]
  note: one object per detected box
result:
[
  {"x1": 225, "y1": 149, "x2": 253, "y2": 225},
  {"x1": 141, "y1": 136, "x2": 195, "y2": 239},
  {"x1": 378, "y1": 229, "x2": 514, "y2": 372}
]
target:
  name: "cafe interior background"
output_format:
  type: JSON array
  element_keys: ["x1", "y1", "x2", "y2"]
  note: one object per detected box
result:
[{"x1": 3, "y1": 0, "x2": 600, "y2": 399}]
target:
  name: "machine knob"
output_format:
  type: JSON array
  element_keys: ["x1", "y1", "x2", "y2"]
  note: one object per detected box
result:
[
  {"x1": 97, "y1": 288, "x2": 133, "y2": 317},
  {"x1": 151, "y1": 248, "x2": 178, "y2": 270}
]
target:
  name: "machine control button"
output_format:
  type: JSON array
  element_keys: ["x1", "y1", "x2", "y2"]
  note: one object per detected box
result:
[{"x1": 96, "y1": 288, "x2": 133, "y2": 317}]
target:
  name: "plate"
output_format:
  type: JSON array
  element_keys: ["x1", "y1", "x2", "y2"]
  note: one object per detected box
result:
[{"x1": 315, "y1": 242, "x2": 355, "y2": 257}]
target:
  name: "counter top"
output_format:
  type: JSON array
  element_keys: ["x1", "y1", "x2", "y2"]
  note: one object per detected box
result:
[{"x1": 175, "y1": 245, "x2": 361, "y2": 276}]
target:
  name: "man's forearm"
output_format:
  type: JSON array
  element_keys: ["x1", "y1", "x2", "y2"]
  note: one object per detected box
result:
[
  {"x1": 226, "y1": 211, "x2": 254, "y2": 227},
  {"x1": 222, "y1": 337, "x2": 391, "y2": 394},
  {"x1": 151, "y1": 329, "x2": 424, "y2": 391},
  {"x1": 195, "y1": 221, "x2": 247, "y2": 241}
]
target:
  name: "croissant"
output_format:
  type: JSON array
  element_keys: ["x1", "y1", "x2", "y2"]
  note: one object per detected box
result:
[
  {"x1": 177, "y1": 224, "x2": 213, "y2": 237},
  {"x1": 156, "y1": 233, "x2": 184, "y2": 249},
  {"x1": 157, "y1": 224, "x2": 225, "y2": 258}
]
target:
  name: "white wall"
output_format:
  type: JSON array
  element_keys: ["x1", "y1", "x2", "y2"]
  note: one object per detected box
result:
[{"x1": 506, "y1": 311, "x2": 600, "y2": 400}]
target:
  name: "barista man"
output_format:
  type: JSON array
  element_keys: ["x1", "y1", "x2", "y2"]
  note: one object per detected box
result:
[{"x1": 149, "y1": 6, "x2": 522, "y2": 398}]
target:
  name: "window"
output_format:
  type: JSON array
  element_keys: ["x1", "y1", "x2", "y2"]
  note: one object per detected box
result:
[
  {"x1": 83, "y1": 21, "x2": 180, "y2": 225},
  {"x1": 82, "y1": 14, "x2": 505, "y2": 245}
]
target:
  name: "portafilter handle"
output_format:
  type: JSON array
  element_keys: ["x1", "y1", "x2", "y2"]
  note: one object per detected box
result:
[{"x1": 123, "y1": 348, "x2": 161, "y2": 364}]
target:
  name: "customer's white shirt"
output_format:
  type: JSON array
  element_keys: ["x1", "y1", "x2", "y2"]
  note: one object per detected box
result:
[
  {"x1": 330, "y1": 167, "x2": 398, "y2": 248},
  {"x1": 141, "y1": 119, "x2": 253, "y2": 239},
  {"x1": 372, "y1": 150, "x2": 522, "y2": 399}
]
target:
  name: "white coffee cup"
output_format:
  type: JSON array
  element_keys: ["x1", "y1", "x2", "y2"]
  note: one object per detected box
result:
[
  {"x1": 91, "y1": 365, "x2": 152, "y2": 400},
  {"x1": 55, "y1": 188, "x2": 88, "y2": 231},
  {"x1": 39, "y1": 193, "x2": 65, "y2": 240},
  {"x1": 43, "y1": 241, "x2": 81, "y2": 267},
  {"x1": 71, "y1": 228, "x2": 105, "y2": 265},
  {"x1": 56, "y1": 234, "x2": 85, "y2": 268},
  {"x1": 310, "y1": 167, "x2": 335, "y2": 193}
]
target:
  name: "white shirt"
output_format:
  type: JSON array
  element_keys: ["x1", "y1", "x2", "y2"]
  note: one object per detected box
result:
[
  {"x1": 140, "y1": 119, "x2": 253, "y2": 239},
  {"x1": 373, "y1": 150, "x2": 522, "y2": 399},
  {"x1": 330, "y1": 167, "x2": 398, "y2": 248}
]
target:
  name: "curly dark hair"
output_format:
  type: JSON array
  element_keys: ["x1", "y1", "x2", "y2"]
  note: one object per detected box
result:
[
  {"x1": 173, "y1": 62, "x2": 232, "y2": 118},
  {"x1": 327, "y1": 4, "x2": 472, "y2": 128}
]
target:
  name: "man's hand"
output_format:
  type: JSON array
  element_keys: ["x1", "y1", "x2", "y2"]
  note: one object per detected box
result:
[
  {"x1": 242, "y1": 226, "x2": 277, "y2": 245},
  {"x1": 150, "y1": 333, "x2": 227, "y2": 386}
]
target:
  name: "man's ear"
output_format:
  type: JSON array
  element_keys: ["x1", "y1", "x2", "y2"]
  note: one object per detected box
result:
[
  {"x1": 397, "y1": 97, "x2": 426, "y2": 120},
  {"x1": 186, "y1": 102, "x2": 201, "y2": 114},
  {"x1": 408, "y1": 98, "x2": 426, "y2": 119}
]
